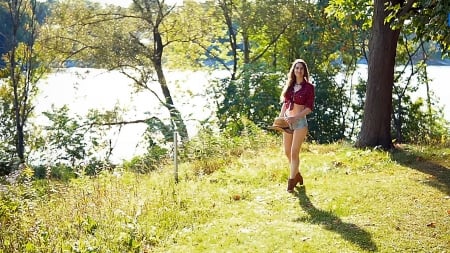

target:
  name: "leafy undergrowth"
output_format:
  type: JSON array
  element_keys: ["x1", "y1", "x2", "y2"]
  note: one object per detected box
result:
[{"x1": 1, "y1": 138, "x2": 449, "y2": 252}]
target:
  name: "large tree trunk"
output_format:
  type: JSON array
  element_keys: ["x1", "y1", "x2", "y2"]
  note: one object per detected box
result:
[{"x1": 355, "y1": 0, "x2": 401, "y2": 149}]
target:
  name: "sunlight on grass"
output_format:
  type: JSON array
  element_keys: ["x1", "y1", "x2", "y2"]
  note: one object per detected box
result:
[{"x1": 1, "y1": 135, "x2": 449, "y2": 252}]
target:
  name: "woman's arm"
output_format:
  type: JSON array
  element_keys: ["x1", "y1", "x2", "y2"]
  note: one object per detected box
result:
[
  {"x1": 294, "y1": 107, "x2": 312, "y2": 119},
  {"x1": 279, "y1": 103, "x2": 286, "y2": 117}
]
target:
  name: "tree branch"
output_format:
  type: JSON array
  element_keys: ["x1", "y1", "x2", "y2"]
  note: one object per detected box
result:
[
  {"x1": 90, "y1": 118, "x2": 153, "y2": 126},
  {"x1": 250, "y1": 23, "x2": 290, "y2": 64},
  {"x1": 398, "y1": 0, "x2": 417, "y2": 17}
]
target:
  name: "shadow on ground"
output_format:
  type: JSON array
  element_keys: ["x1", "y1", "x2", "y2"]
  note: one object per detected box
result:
[
  {"x1": 390, "y1": 148, "x2": 450, "y2": 196},
  {"x1": 295, "y1": 187, "x2": 377, "y2": 252}
]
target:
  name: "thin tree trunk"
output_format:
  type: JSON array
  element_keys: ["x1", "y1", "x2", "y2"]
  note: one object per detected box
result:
[
  {"x1": 420, "y1": 41, "x2": 432, "y2": 126},
  {"x1": 9, "y1": 0, "x2": 25, "y2": 163},
  {"x1": 356, "y1": 0, "x2": 401, "y2": 149},
  {"x1": 220, "y1": 0, "x2": 237, "y2": 80},
  {"x1": 153, "y1": 28, "x2": 189, "y2": 142}
]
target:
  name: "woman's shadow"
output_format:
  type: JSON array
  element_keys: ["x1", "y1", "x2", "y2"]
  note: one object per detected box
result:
[{"x1": 295, "y1": 187, "x2": 378, "y2": 252}]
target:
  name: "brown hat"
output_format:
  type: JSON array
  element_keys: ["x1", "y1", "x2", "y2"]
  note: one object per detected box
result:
[{"x1": 268, "y1": 117, "x2": 293, "y2": 134}]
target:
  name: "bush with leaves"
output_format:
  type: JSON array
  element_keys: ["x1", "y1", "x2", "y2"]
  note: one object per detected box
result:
[
  {"x1": 308, "y1": 71, "x2": 351, "y2": 143},
  {"x1": 122, "y1": 145, "x2": 169, "y2": 174},
  {"x1": 393, "y1": 97, "x2": 449, "y2": 145},
  {"x1": 180, "y1": 119, "x2": 277, "y2": 175},
  {"x1": 213, "y1": 64, "x2": 284, "y2": 136},
  {"x1": 31, "y1": 105, "x2": 112, "y2": 177},
  {"x1": 0, "y1": 84, "x2": 20, "y2": 175}
]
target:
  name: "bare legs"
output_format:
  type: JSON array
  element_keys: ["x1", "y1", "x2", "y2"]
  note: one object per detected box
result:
[{"x1": 283, "y1": 127, "x2": 307, "y2": 189}]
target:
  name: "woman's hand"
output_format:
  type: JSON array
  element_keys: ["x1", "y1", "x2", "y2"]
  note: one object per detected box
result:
[{"x1": 284, "y1": 116, "x2": 297, "y2": 125}]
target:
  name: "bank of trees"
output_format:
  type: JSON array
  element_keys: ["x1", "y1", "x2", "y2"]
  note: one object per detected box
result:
[{"x1": 0, "y1": 0, "x2": 448, "y2": 174}]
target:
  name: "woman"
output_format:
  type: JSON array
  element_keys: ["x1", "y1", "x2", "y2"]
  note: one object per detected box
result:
[{"x1": 279, "y1": 59, "x2": 315, "y2": 193}]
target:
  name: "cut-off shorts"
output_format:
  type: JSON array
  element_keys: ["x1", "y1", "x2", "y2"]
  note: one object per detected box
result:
[{"x1": 289, "y1": 116, "x2": 308, "y2": 130}]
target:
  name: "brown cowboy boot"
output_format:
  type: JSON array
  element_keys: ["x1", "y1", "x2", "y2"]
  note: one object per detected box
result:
[
  {"x1": 287, "y1": 178, "x2": 296, "y2": 193},
  {"x1": 296, "y1": 172, "x2": 303, "y2": 186},
  {"x1": 287, "y1": 173, "x2": 303, "y2": 193}
]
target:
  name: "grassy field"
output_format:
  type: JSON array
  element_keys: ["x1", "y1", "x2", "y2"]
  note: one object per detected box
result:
[{"x1": 1, "y1": 135, "x2": 449, "y2": 252}]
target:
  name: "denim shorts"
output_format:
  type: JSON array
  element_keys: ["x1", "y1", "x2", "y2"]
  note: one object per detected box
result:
[{"x1": 289, "y1": 117, "x2": 308, "y2": 130}]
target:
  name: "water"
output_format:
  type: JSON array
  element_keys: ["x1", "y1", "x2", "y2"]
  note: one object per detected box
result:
[
  {"x1": 34, "y1": 68, "x2": 226, "y2": 163},
  {"x1": 413, "y1": 65, "x2": 450, "y2": 116},
  {"x1": 34, "y1": 66, "x2": 450, "y2": 163},
  {"x1": 335, "y1": 64, "x2": 449, "y2": 119}
]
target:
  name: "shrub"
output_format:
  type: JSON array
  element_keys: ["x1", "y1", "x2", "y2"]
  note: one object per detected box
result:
[
  {"x1": 123, "y1": 145, "x2": 169, "y2": 174},
  {"x1": 180, "y1": 120, "x2": 277, "y2": 175}
]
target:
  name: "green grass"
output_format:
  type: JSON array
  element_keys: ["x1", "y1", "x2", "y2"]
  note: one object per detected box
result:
[{"x1": 1, "y1": 138, "x2": 449, "y2": 252}]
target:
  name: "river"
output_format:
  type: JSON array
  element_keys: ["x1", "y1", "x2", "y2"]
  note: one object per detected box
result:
[
  {"x1": 34, "y1": 68, "x2": 226, "y2": 163},
  {"x1": 34, "y1": 65, "x2": 449, "y2": 163}
]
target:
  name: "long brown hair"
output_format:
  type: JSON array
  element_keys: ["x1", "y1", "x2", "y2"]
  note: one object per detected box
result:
[{"x1": 280, "y1": 59, "x2": 310, "y2": 101}]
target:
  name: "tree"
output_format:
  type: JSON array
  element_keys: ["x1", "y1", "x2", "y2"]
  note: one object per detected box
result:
[
  {"x1": 328, "y1": 0, "x2": 449, "y2": 149},
  {"x1": 0, "y1": 0, "x2": 48, "y2": 165},
  {"x1": 187, "y1": 0, "x2": 367, "y2": 141},
  {"x1": 355, "y1": 0, "x2": 402, "y2": 149},
  {"x1": 129, "y1": 0, "x2": 190, "y2": 141},
  {"x1": 358, "y1": 0, "x2": 449, "y2": 149},
  {"x1": 186, "y1": 0, "x2": 294, "y2": 78},
  {"x1": 42, "y1": 0, "x2": 190, "y2": 143},
  {"x1": 277, "y1": 0, "x2": 360, "y2": 143},
  {"x1": 214, "y1": 64, "x2": 284, "y2": 135},
  {"x1": 165, "y1": 0, "x2": 300, "y2": 134},
  {"x1": 0, "y1": 5, "x2": 12, "y2": 67}
]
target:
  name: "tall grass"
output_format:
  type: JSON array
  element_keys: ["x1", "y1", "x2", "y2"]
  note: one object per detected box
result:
[{"x1": 1, "y1": 128, "x2": 449, "y2": 252}]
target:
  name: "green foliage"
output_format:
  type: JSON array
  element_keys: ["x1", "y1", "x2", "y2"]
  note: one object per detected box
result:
[
  {"x1": 164, "y1": 0, "x2": 218, "y2": 70},
  {"x1": 214, "y1": 64, "x2": 283, "y2": 135},
  {"x1": 181, "y1": 121, "x2": 275, "y2": 176},
  {"x1": 309, "y1": 73, "x2": 349, "y2": 143},
  {"x1": 43, "y1": 0, "x2": 191, "y2": 141},
  {"x1": 391, "y1": 37, "x2": 449, "y2": 144},
  {"x1": 0, "y1": 167, "x2": 214, "y2": 252},
  {"x1": 41, "y1": 105, "x2": 91, "y2": 165},
  {"x1": 121, "y1": 117, "x2": 174, "y2": 174},
  {"x1": 32, "y1": 105, "x2": 113, "y2": 178},
  {"x1": 386, "y1": 0, "x2": 450, "y2": 57},
  {"x1": 394, "y1": 97, "x2": 449, "y2": 145},
  {"x1": 33, "y1": 163, "x2": 75, "y2": 181},
  {"x1": 0, "y1": 191, "x2": 24, "y2": 251},
  {"x1": 266, "y1": 0, "x2": 368, "y2": 143},
  {"x1": 180, "y1": 128, "x2": 230, "y2": 175},
  {"x1": 348, "y1": 77, "x2": 367, "y2": 137},
  {"x1": 0, "y1": 165, "x2": 38, "y2": 252},
  {"x1": 0, "y1": 84, "x2": 16, "y2": 172},
  {"x1": 0, "y1": 0, "x2": 52, "y2": 164},
  {"x1": 0, "y1": 1, "x2": 50, "y2": 66},
  {"x1": 325, "y1": 0, "x2": 373, "y2": 30},
  {"x1": 327, "y1": 0, "x2": 449, "y2": 149},
  {"x1": 1, "y1": 0, "x2": 448, "y2": 174},
  {"x1": 123, "y1": 145, "x2": 169, "y2": 174}
]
